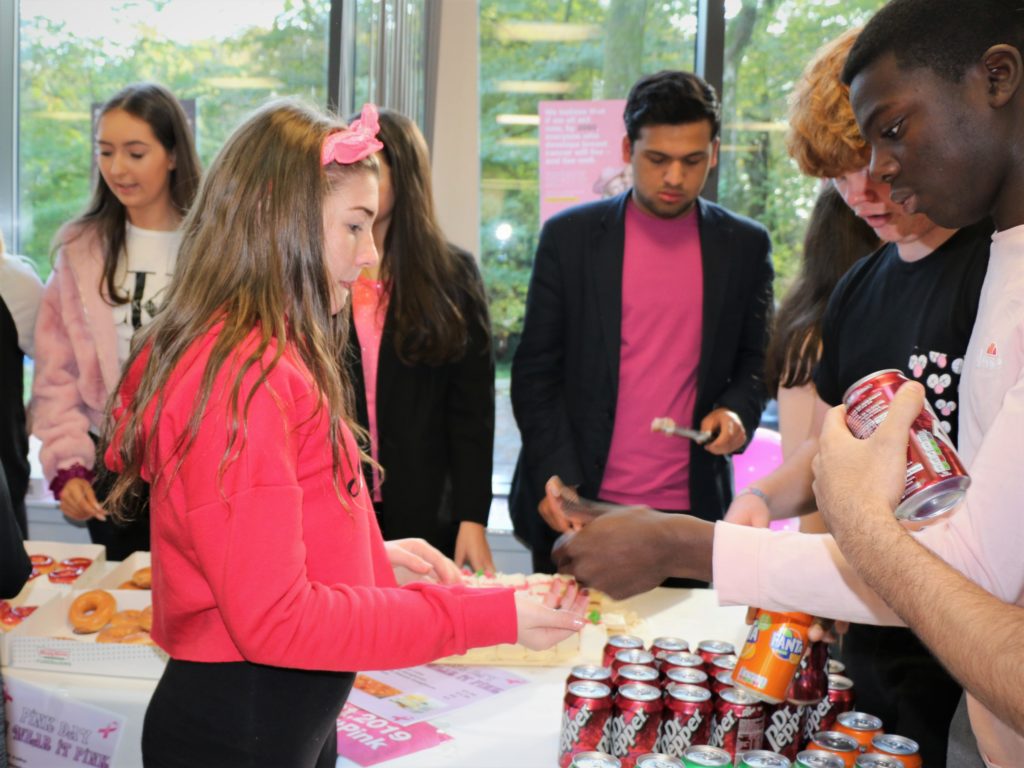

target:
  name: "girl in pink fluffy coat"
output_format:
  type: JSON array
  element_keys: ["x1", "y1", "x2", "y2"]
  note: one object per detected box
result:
[{"x1": 31, "y1": 83, "x2": 200, "y2": 558}]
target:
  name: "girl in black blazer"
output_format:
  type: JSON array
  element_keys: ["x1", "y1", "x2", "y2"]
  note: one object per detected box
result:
[{"x1": 346, "y1": 109, "x2": 496, "y2": 572}]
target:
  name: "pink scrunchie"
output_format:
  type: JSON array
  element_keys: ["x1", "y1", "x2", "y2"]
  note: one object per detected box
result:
[{"x1": 321, "y1": 103, "x2": 384, "y2": 166}]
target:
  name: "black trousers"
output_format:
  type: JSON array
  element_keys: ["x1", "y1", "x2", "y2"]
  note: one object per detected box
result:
[
  {"x1": 143, "y1": 659, "x2": 354, "y2": 768},
  {"x1": 836, "y1": 624, "x2": 962, "y2": 768}
]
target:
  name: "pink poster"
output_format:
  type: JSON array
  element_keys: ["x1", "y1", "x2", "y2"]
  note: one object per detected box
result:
[
  {"x1": 539, "y1": 99, "x2": 629, "y2": 224},
  {"x1": 336, "y1": 703, "x2": 451, "y2": 766}
]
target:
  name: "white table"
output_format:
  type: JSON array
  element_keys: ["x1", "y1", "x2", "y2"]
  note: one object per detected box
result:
[{"x1": 4, "y1": 589, "x2": 748, "y2": 768}]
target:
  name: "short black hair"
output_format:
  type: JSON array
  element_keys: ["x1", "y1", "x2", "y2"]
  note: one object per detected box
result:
[
  {"x1": 623, "y1": 70, "x2": 721, "y2": 142},
  {"x1": 843, "y1": 0, "x2": 1024, "y2": 85}
]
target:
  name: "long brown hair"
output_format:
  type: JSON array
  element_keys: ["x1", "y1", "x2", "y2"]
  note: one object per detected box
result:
[
  {"x1": 103, "y1": 100, "x2": 377, "y2": 517},
  {"x1": 59, "y1": 83, "x2": 200, "y2": 304},
  {"x1": 765, "y1": 184, "x2": 880, "y2": 393},
  {"x1": 372, "y1": 109, "x2": 488, "y2": 365}
]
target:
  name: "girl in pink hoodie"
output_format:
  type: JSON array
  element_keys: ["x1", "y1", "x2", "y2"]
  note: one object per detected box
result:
[{"x1": 31, "y1": 83, "x2": 200, "y2": 558}]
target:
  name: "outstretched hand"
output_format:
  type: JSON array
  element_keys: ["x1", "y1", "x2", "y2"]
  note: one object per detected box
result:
[
  {"x1": 60, "y1": 478, "x2": 107, "y2": 522},
  {"x1": 514, "y1": 578, "x2": 588, "y2": 651},
  {"x1": 384, "y1": 538, "x2": 463, "y2": 586}
]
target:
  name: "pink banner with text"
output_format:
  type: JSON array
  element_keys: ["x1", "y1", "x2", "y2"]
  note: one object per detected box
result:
[{"x1": 539, "y1": 99, "x2": 629, "y2": 224}]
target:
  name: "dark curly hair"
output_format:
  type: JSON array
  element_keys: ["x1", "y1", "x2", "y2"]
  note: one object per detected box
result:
[{"x1": 843, "y1": 0, "x2": 1024, "y2": 85}]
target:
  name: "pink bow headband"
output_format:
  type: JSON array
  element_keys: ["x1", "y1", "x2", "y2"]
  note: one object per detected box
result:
[{"x1": 321, "y1": 103, "x2": 384, "y2": 166}]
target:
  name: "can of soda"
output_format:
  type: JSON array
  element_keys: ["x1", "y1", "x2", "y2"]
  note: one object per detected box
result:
[
  {"x1": 737, "y1": 750, "x2": 793, "y2": 767},
  {"x1": 661, "y1": 652, "x2": 705, "y2": 678},
  {"x1": 635, "y1": 753, "x2": 684, "y2": 768},
  {"x1": 786, "y1": 641, "x2": 829, "y2": 705},
  {"x1": 732, "y1": 610, "x2": 813, "y2": 703},
  {"x1": 843, "y1": 369, "x2": 969, "y2": 524},
  {"x1": 609, "y1": 682, "x2": 664, "y2": 767},
  {"x1": 854, "y1": 756, "x2": 905, "y2": 768},
  {"x1": 570, "y1": 665, "x2": 614, "y2": 688},
  {"x1": 834, "y1": 712, "x2": 884, "y2": 752},
  {"x1": 826, "y1": 660, "x2": 845, "y2": 676},
  {"x1": 571, "y1": 751, "x2": 623, "y2": 768},
  {"x1": 869, "y1": 734, "x2": 922, "y2": 768},
  {"x1": 604, "y1": 635, "x2": 646, "y2": 668},
  {"x1": 710, "y1": 654, "x2": 738, "y2": 678},
  {"x1": 612, "y1": 649, "x2": 658, "y2": 676},
  {"x1": 709, "y1": 687, "x2": 765, "y2": 757},
  {"x1": 711, "y1": 669, "x2": 736, "y2": 697},
  {"x1": 615, "y1": 664, "x2": 662, "y2": 688},
  {"x1": 804, "y1": 675, "x2": 855, "y2": 743},
  {"x1": 658, "y1": 683, "x2": 713, "y2": 757},
  {"x1": 697, "y1": 640, "x2": 737, "y2": 671},
  {"x1": 663, "y1": 666, "x2": 709, "y2": 691},
  {"x1": 680, "y1": 745, "x2": 732, "y2": 767},
  {"x1": 795, "y1": 751, "x2": 846, "y2": 768},
  {"x1": 560, "y1": 681, "x2": 615, "y2": 768},
  {"x1": 651, "y1": 637, "x2": 690, "y2": 662},
  {"x1": 808, "y1": 732, "x2": 860, "y2": 767},
  {"x1": 763, "y1": 700, "x2": 805, "y2": 760}
]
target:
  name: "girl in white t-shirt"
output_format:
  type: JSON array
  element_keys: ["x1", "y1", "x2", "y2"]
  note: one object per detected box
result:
[{"x1": 32, "y1": 82, "x2": 200, "y2": 558}]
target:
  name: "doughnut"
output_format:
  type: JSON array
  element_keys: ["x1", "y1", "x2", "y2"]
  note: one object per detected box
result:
[
  {"x1": 0, "y1": 601, "x2": 35, "y2": 631},
  {"x1": 131, "y1": 567, "x2": 152, "y2": 589},
  {"x1": 60, "y1": 557, "x2": 93, "y2": 569},
  {"x1": 30, "y1": 554, "x2": 55, "y2": 576},
  {"x1": 119, "y1": 631, "x2": 154, "y2": 645},
  {"x1": 139, "y1": 605, "x2": 153, "y2": 632},
  {"x1": 96, "y1": 624, "x2": 140, "y2": 643},
  {"x1": 68, "y1": 590, "x2": 117, "y2": 634},
  {"x1": 48, "y1": 566, "x2": 85, "y2": 584},
  {"x1": 109, "y1": 609, "x2": 143, "y2": 627},
  {"x1": 118, "y1": 581, "x2": 141, "y2": 590}
]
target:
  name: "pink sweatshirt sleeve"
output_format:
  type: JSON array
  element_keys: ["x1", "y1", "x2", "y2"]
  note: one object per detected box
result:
[
  {"x1": 175, "y1": 369, "x2": 518, "y2": 672},
  {"x1": 712, "y1": 522, "x2": 903, "y2": 625},
  {"x1": 714, "y1": 362, "x2": 1024, "y2": 624},
  {"x1": 31, "y1": 259, "x2": 99, "y2": 482}
]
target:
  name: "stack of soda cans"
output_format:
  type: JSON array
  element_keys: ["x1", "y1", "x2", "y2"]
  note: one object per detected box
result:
[{"x1": 559, "y1": 634, "x2": 925, "y2": 768}]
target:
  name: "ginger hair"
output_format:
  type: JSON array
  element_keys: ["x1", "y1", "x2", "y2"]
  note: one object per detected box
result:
[{"x1": 787, "y1": 28, "x2": 871, "y2": 178}]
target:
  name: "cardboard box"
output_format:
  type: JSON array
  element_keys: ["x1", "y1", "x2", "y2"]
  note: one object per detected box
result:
[
  {"x1": 5, "y1": 589, "x2": 168, "y2": 678},
  {"x1": 96, "y1": 551, "x2": 152, "y2": 590},
  {"x1": 20, "y1": 539, "x2": 106, "y2": 595}
]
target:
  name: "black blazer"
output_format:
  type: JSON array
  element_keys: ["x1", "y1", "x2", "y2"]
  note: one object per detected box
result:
[
  {"x1": 509, "y1": 192, "x2": 774, "y2": 562},
  {"x1": 345, "y1": 249, "x2": 495, "y2": 555}
]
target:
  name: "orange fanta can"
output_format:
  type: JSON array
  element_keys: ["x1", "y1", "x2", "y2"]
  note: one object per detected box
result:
[{"x1": 731, "y1": 609, "x2": 812, "y2": 703}]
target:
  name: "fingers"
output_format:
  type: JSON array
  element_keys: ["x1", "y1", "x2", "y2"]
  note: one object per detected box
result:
[
  {"x1": 384, "y1": 541, "x2": 432, "y2": 575},
  {"x1": 60, "y1": 480, "x2": 106, "y2": 521},
  {"x1": 744, "y1": 606, "x2": 758, "y2": 625},
  {"x1": 882, "y1": 382, "x2": 926, "y2": 438},
  {"x1": 537, "y1": 496, "x2": 572, "y2": 533}
]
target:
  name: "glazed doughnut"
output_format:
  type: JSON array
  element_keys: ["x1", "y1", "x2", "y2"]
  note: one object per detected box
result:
[
  {"x1": 131, "y1": 567, "x2": 152, "y2": 589},
  {"x1": 109, "y1": 609, "x2": 143, "y2": 627},
  {"x1": 60, "y1": 557, "x2": 93, "y2": 569},
  {"x1": 69, "y1": 590, "x2": 117, "y2": 634},
  {"x1": 96, "y1": 624, "x2": 140, "y2": 643},
  {"x1": 48, "y1": 566, "x2": 85, "y2": 584},
  {"x1": 30, "y1": 554, "x2": 55, "y2": 574},
  {"x1": 118, "y1": 581, "x2": 141, "y2": 590},
  {"x1": 139, "y1": 605, "x2": 153, "y2": 632},
  {"x1": 119, "y1": 631, "x2": 154, "y2": 645}
]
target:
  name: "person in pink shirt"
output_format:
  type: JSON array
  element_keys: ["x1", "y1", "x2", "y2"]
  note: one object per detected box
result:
[
  {"x1": 553, "y1": 0, "x2": 1024, "y2": 763},
  {"x1": 102, "y1": 100, "x2": 586, "y2": 768},
  {"x1": 510, "y1": 70, "x2": 774, "y2": 576}
]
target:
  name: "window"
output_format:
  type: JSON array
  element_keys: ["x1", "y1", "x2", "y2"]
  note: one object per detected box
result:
[
  {"x1": 717, "y1": 0, "x2": 886, "y2": 287},
  {"x1": 17, "y1": 0, "x2": 331, "y2": 280}
]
